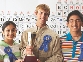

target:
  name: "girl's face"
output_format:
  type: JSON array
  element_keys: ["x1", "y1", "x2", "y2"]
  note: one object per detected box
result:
[{"x1": 2, "y1": 24, "x2": 17, "y2": 40}]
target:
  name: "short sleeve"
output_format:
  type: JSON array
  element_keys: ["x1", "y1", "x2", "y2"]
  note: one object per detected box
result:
[
  {"x1": 0, "y1": 54, "x2": 4, "y2": 60},
  {"x1": 0, "y1": 46, "x2": 6, "y2": 60}
]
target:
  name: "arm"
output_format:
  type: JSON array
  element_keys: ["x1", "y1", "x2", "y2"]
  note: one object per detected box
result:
[
  {"x1": 0, "y1": 61, "x2": 3, "y2": 62},
  {"x1": 45, "y1": 36, "x2": 64, "y2": 62},
  {"x1": 19, "y1": 31, "x2": 28, "y2": 59},
  {"x1": 15, "y1": 59, "x2": 23, "y2": 62},
  {"x1": 0, "y1": 47, "x2": 4, "y2": 62},
  {"x1": 0, "y1": 55, "x2": 4, "y2": 62}
]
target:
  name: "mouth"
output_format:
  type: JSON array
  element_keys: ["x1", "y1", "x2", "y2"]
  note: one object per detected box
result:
[
  {"x1": 40, "y1": 18, "x2": 44, "y2": 20},
  {"x1": 73, "y1": 27, "x2": 77, "y2": 28},
  {"x1": 7, "y1": 35, "x2": 14, "y2": 38}
]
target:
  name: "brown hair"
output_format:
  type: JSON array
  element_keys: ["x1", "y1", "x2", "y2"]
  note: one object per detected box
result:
[{"x1": 35, "y1": 4, "x2": 50, "y2": 16}]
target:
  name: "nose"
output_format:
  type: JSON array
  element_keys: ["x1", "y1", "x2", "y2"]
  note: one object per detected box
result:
[
  {"x1": 41, "y1": 13, "x2": 45, "y2": 17},
  {"x1": 73, "y1": 21, "x2": 77, "y2": 26},
  {"x1": 9, "y1": 30, "x2": 13, "y2": 35}
]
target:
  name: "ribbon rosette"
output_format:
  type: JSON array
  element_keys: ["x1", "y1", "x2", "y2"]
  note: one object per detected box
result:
[
  {"x1": 4, "y1": 46, "x2": 17, "y2": 62},
  {"x1": 39, "y1": 35, "x2": 52, "y2": 52},
  {"x1": 78, "y1": 44, "x2": 83, "y2": 61}
]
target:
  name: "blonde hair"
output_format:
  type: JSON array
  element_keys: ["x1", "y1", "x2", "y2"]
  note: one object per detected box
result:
[{"x1": 35, "y1": 4, "x2": 50, "y2": 16}]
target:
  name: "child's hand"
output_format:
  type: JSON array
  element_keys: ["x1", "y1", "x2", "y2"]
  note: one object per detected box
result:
[
  {"x1": 37, "y1": 59, "x2": 41, "y2": 62},
  {"x1": 25, "y1": 45, "x2": 33, "y2": 55},
  {"x1": 15, "y1": 59, "x2": 23, "y2": 62}
]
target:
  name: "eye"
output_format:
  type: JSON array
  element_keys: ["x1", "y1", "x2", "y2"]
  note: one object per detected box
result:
[
  {"x1": 44, "y1": 13, "x2": 48, "y2": 16},
  {"x1": 12, "y1": 29, "x2": 16, "y2": 32},
  {"x1": 69, "y1": 19, "x2": 73, "y2": 23},
  {"x1": 76, "y1": 19, "x2": 81, "y2": 22},
  {"x1": 6, "y1": 30, "x2": 10, "y2": 32},
  {"x1": 39, "y1": 12, "x2": 43, "y2": 14}
]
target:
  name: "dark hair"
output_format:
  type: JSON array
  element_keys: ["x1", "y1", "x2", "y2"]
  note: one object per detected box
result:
[
  {"x1": 2, "y1": 21, "x2": 16, "y2": 31},
  {"x1": 67, "y1": 10, "x2": 83, "y2": 22}
]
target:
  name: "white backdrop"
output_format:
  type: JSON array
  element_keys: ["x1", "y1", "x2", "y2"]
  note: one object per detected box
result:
[{"x1": 0, "y1": 0, "x2": 83, "y2": 43}]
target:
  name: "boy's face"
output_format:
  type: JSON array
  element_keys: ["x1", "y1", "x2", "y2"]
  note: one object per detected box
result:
[
  {"x1": 35, "y1": 9, "x2": 49, "y2": 26},
  {"x1": 67, "y1": 15, "x2": 82, "y2": 32}
]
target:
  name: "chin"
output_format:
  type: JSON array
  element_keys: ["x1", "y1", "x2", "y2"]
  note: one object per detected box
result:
[
  {"x1": 8, "y1": 38, "x2": 14, "y2": 40},
  {"x1": 72, "y1": 30, "x2": 78, "y2": 32}
]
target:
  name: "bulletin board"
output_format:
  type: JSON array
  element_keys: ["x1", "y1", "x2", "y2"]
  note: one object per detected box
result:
[{"x1": 0, "y1": 0, "x2": 83, "y2": 43}]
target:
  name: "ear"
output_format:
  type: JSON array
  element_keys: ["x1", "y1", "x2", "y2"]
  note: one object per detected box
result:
[
  {"x1": 2, "y1": 31, "x2": 4, "y2": 36},
  {"x1": 66, "y1": 22, "x2": 69, "y2": 27},
  {"x1": 16, "y1": 30, "x2": 17, "y2": 33},
  {"x1": 2, "y1": 31, "x2": 4, "y2": 34},
  {"x1": 34, "y1": 10, "x2": 37, "y2": 15},
  {"x1": 81, "y1": 22, "x2": 83, "y2": 27}
]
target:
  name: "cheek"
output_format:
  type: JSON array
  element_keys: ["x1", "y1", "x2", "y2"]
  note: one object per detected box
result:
[
  {"x1": 80, "y1": 23, "x2": 83, "y2": 26},
  {"x1": 14, "y1": 32, "x2": 16, "y2": 36},
  {"x1": 68, "y1": 24, "x2": 73, "y2": 29},
  {"x1": 46, "y1": 17, "x2": 48, "y2": 20},
  {"x1": 3, "y1": 32, "x2": 7, "y2": 36}
]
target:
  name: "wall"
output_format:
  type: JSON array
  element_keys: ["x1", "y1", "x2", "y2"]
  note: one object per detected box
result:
[{"x1": 0, "y1": 0, "x2": 83, "y2": 43}]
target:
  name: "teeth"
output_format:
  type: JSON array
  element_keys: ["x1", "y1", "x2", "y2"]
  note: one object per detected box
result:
[{"x1": 73, "y1": 27, "x2": 76, "y2": 28}]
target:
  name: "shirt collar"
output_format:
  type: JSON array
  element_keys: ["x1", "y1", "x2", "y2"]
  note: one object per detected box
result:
[
  {"x1": 0, "y1": 40, "x2": 16, "y2": 47},
  {"x1": 35, "y1": 25, "x2": 48, "y2": 33},
  {"x1": 66, "y1": 32, "x2": 83, "y2": 42}
]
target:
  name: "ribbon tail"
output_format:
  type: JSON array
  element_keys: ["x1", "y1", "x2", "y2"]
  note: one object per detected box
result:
[
  {"x1": 12, "y1": 53, "x2": 18, "y2": 60},
  {"x1": 44, "y1": 44, "x2": 48, "y2": 52},
  {"x1": 78, "y1": 49, "x2": 83, "y2": 61},
  {"x1": 39, "y1": 44, "x2": 44, "y2": 50},
  {"x1": 9, "y1": 54, "x2": 13, "y2": 62}
]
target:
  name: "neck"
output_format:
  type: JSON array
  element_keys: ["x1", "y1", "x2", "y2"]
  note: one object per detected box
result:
[
  {"x1": 36, "y1": 23, "x2": 46, "y2": 28},
  {"x1": 70, "y1": 31, "x2": 82, "y2": 41},
  {"x1": 4, "y1": 39, "x2": 13, "y2": 46},
  {"x1": 70, "y1": 31, "x2": 82, "y2": 37}
]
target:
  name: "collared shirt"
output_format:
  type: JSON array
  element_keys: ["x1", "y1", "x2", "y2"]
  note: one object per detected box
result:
[
  {"x1": 20, "y1": 25, "x2": 63, "y2": 62},
  {"x1": 0, "y1": 40, "x2": 21, "y2": 62},
  {"x1": 60, "y1": 32, "x2": 83, "y2": 62}
]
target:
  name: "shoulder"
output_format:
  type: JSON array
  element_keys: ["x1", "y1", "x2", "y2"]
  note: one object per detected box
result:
[
  {"x1": 0, "y1": 46, "x2": 5, "y2": 55},
  {"x1": 14, "y1": 41, "x2": 20, "y2": 46},
  {"x1": 60, "y1": 32, "x2": 70, "y2": 41},
  {"x1": 0, "y1": 40, "x2": 5, "y2": 46},
  {"x1": 45, "y1": 28, "x2": 59, "y2": 37},
  {"x1": 22, "y1": 27, "x2": 36, "y2": 34}
]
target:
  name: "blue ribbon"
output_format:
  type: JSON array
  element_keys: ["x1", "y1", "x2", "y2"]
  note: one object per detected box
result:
[
  {"x1": 78, "y1": 44, "x2": 83, "y2": 61},
  {"x1": 39, "y1": 35, "x2": 52, "y2": 52},
  {"x1": 4, "y1": 46, "x2": 17, "y2": 62}
]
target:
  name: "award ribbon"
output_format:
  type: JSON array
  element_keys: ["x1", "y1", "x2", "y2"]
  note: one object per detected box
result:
[
  {"x1": 39, "y1": 35, "x2": 52, "y2": 52},
  {"x1": 78, "y1": 43, "x2": 83, "y2": 61},
  {"x1": 4, "y1": 46, "x2": 18, "y2": 62}
]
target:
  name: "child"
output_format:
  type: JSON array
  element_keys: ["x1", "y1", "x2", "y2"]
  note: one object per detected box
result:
[
  {"x1": 61, "y1": 10, "x2": 83, "y2": 62},
  {"x1": 0, "y1": 21, "x2": 21, "y2": 62},
  {"x1": 20, "y1": 4, "x2": 63, "y2": 62}
]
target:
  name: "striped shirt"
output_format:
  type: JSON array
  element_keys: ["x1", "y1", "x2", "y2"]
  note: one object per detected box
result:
[{"x1": 60, "y1": 32, "x2": 83, "y2": 62}]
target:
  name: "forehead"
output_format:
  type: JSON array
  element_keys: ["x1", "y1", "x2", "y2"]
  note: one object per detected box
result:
[
  {"x1": 38, "y1": 9, "x2": 47, "y2": 13},
  {"x1": 69, "y1": 15, "x2": 80, "y2": 19},
  {"x1": 5, "y1": 24, "x2": 16, "y2": 29}
]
